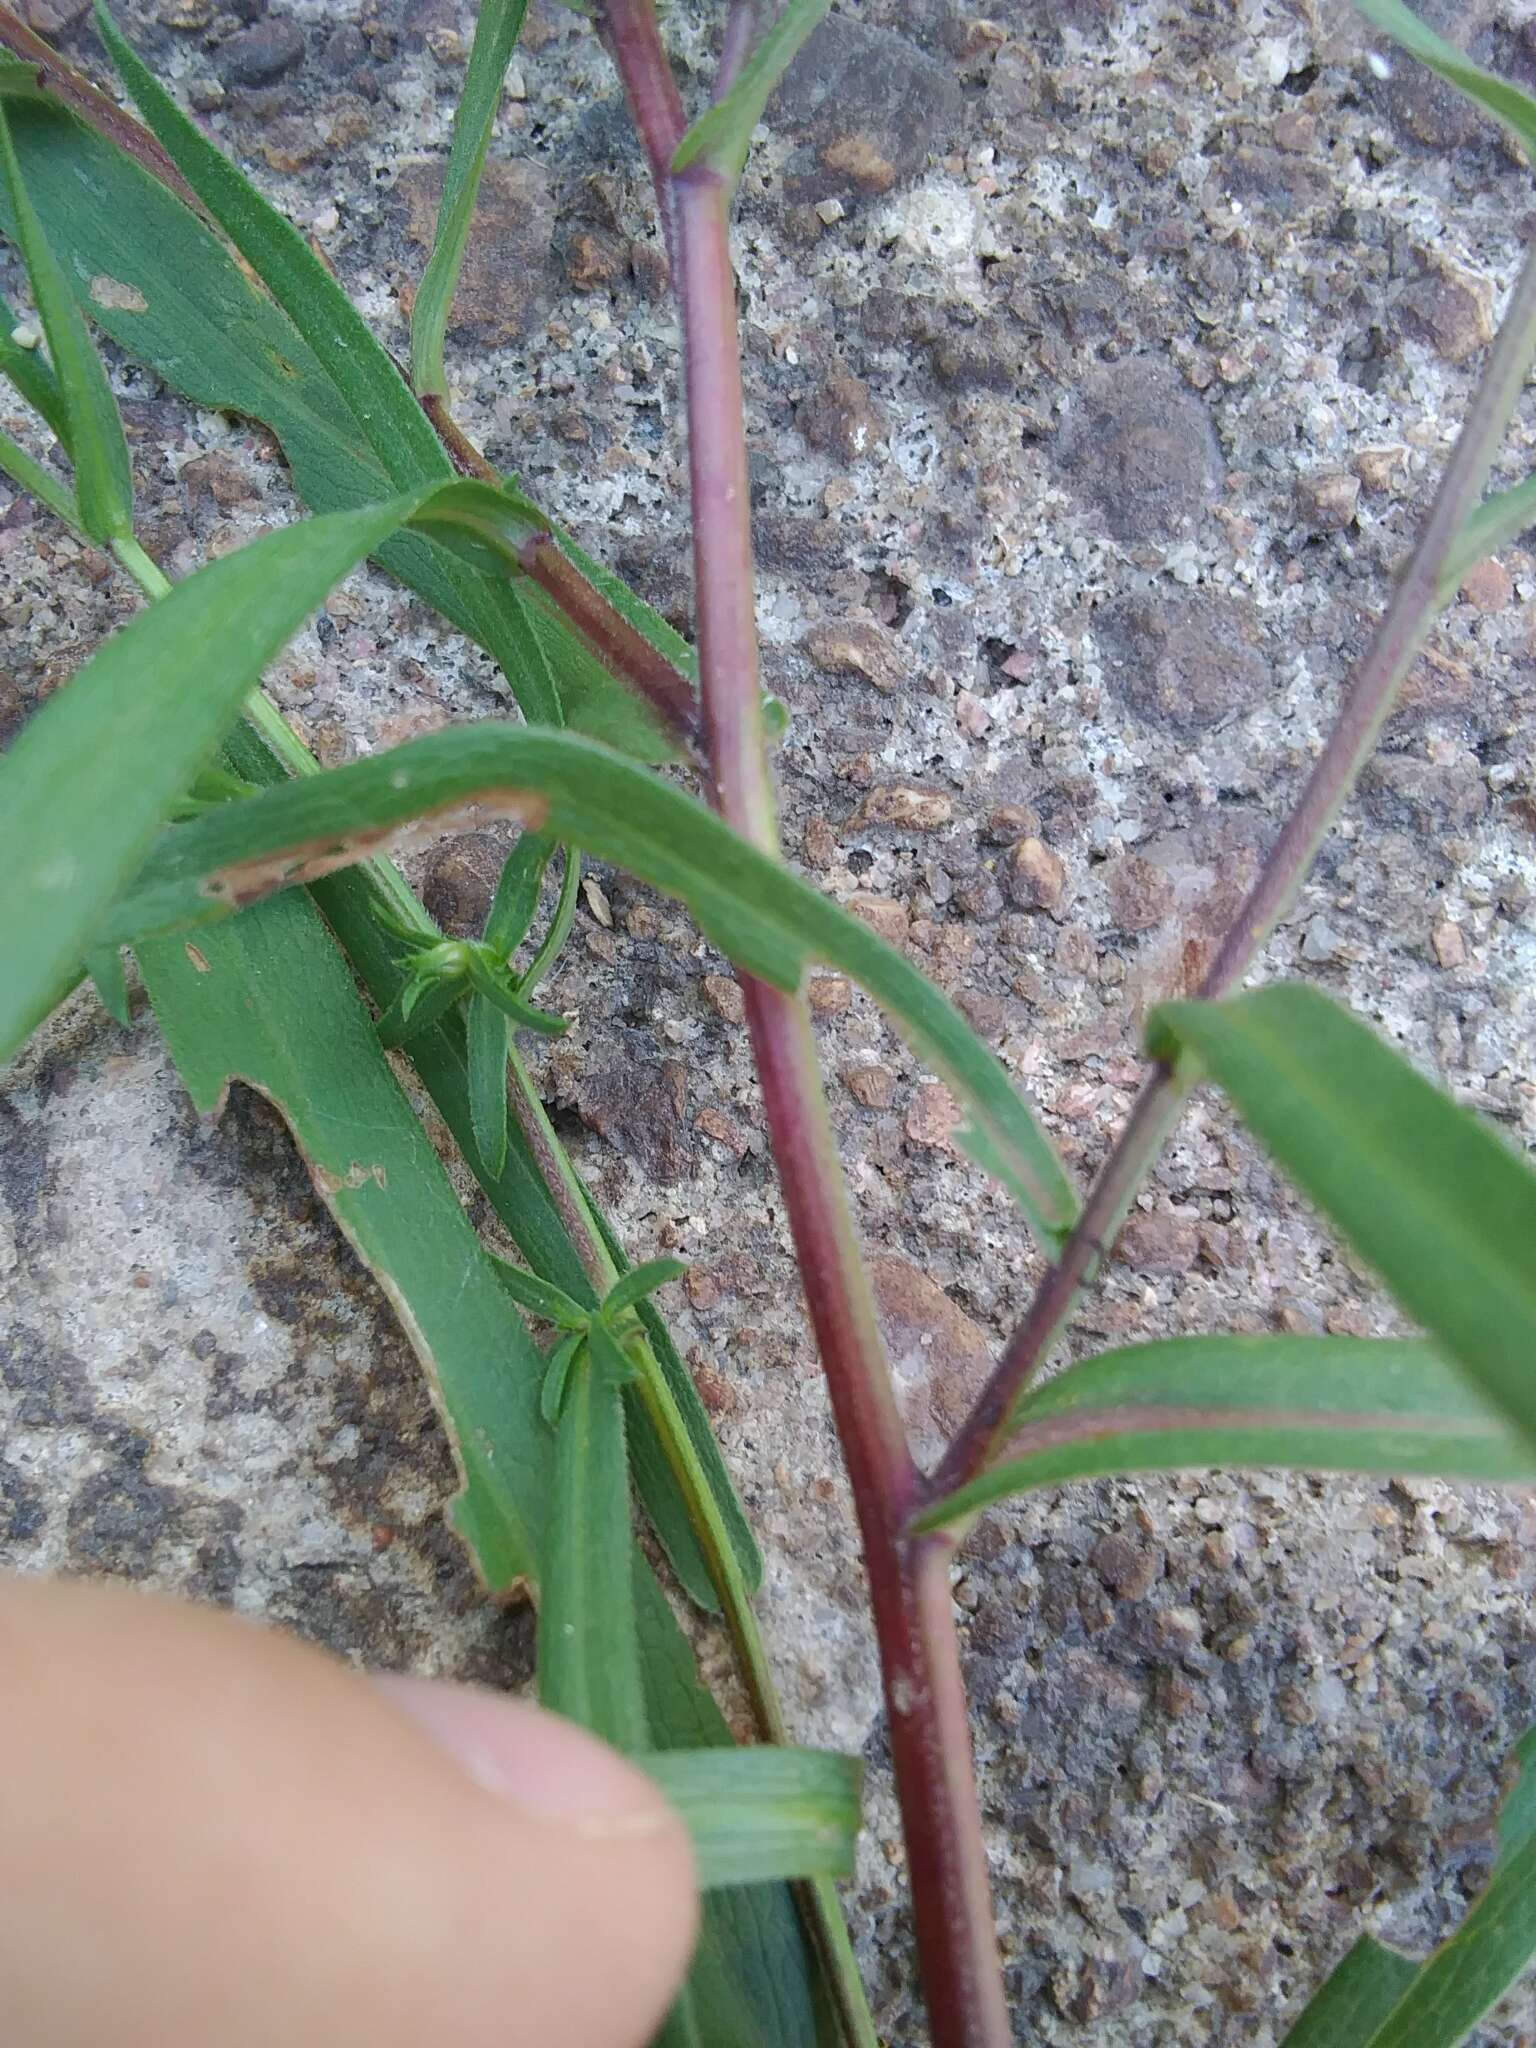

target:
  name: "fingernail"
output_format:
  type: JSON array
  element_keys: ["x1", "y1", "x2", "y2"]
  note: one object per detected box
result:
[{"x1": 373, "y1": 1674, "x2": 670, "y2": 1835}]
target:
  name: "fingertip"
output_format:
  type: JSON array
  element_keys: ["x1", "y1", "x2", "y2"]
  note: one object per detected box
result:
[
  {"x1": 0, "y1": 1581, "x2": 699, "y2": 2048},
  {"x1": 374, "y1": 1677, "x2": 699, "y2": 2048}
]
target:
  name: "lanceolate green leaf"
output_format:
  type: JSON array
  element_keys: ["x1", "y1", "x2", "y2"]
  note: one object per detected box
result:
[
  {"x1": 466, "y1": 992, "x2": 510, "y2": 1177},
  {"x1": 1497, "y1": 1725, "x2": 1536, "y2": 1866},
  {"x1": 94, "y1": 0, "x2": 449, "y2": 492},
  {"x1": 490, "y1": 1259, "x2": 588, "y2": 1330},
  {"x1": 185, "y1": 792, "x2": 830, "y2": 2041},
  {"x1": 0, "y1": 93, "x2": 130, "y2": 542},
  {"x1": 602, "y1": 1256, "x2": 687, "y2": 1323},
  {"x1": 84, "y1": 944, "x2": 129, "y2": 1026},
  {"x1": 585, "y1": 1201, "x2": 764, "y2": 1612},
  {"x1": 143, "y1": 859, "x2": 836, "y2": 2038},
  {"x1": 0, "y1": 487, "x2": 433, "y2": 1064},
  {"x1": 484, "y1": 830, "x2": 552, "y2": 958},
  {"x1": 410, "y1": 0, "x2": 529, "y2": 399},
  {"x1": 1355, "y1": 0, "x2": 1536, "y2": 161},
  {"x1": 1151, "y1": 987, "x2": 1536, "y2": 1451},
  {"x1": 916, "y1": 1334, "x2": 1536, "y2": 1531},
  {"x1": 112, "y1": 724, "x2": 1079, "y2": 1246},
  {"x1": 672, "y1": 0, "x2": 831, "y2": 185},
  {"x1": 138, "y1": 886, "x2": 549, "y2": 1588},
  {"x1": 644, "y1": 1747, "x2": 863, "y2": 1890},
  {"x1": 537, "y1": 1322, "x2": 649, "y2": 1751}
]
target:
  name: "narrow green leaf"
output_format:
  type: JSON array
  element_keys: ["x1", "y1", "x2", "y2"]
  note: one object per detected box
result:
[
  {"x1": 632, "y1": 1563, "x2": 838, "y2": 2048},
  {"x1": 915, "y1": 1336, "x2": 1536, "y2": 1533},
  {"x1": 540, "y1": 1329, "x2": 585, "y2": 1427},
  {"x1": 0, "y1": 487, "x2": 429, "y2": 1065},
  {"x1": 0, "y1": 279, "x2": 70, "y2": 443},
  {"x1": 1281, "y1": 1940, "x2": 1422, "y2": 2048},
  {"x1": 464, "y1": 951, "x2": 569, "y2": 1036},
  {"x1": 1152, "y1": 986, "x2": 1536, "y2": 1450},
  {"x1": 87, "y1": 11, "x2": 570, "y2": 737},
  {"x1": 466, "y1": 990, "x2": 509, "y2": 1177},
  {"x1": 483, "y1": 829, "x2": 552, "y2": 958},
  {"x1": 583, "y1": 1201, "x2": 763, "y2": 1612},
  {"x1": 537, "y1": 1322, "x2": 649, "y2": 1750},
  {"x1": 645, "y1": 1746, "x2": 863, "y2": 1890},
  {"x1": 1443, "y1": 474, "x2": 1536, "y2": 599},
  {"x1": 602, "y1": 1256, "x2": 688, "y2": 1323},
  {"x1": 0, "y1": 416, "x2": 80, "y2": 527},
  {"x1": 410, "y1": 0, "x2": 529, "y2": 398},
  {"x1": 1355, "y1": 0, "x2": 1536, "y2": 160},
  {"x1": 94, "y1": 0, "x2": 450, "y2": 495},
  {"x1": 489, "y1": 1259, "x2": 589, "y2": 1331},
  {"x1": 521, "y1": 840, "x2": 581, "y2": 994},
  {"x1": 0, "y1": 94, "x2": 130, "y2": 541},
  {"x1": 138, "y1": 887, "x2": 549, "y2": 1588},
  {"x1": 113, "y1": 724, "x2": 1080, "y2": 1247},
  {"x1": 375, "y1": 971, "x2": 466, "y2": 1049},
  {"x1": 672, "y1": 0, "x2": 831, "y2": 185},
  {"x1": 85, "y1": 944, "x2": 130, "y2": 1025}
]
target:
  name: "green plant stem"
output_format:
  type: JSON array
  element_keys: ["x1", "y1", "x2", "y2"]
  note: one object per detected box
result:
[
  {"x1": 602, "y1": 5, "x2": 1003, "y2": 2036},
  {"x1": 931, "y1": 236, "x2": 1536, "y2": 1507}
]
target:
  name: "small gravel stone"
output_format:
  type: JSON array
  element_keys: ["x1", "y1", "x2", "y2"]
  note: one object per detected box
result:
[
  {"x1": 1114, "y1": 1212, "x2": 1200, "y2": 1276},
  {"x1": 797, "y1": 374, "x2": 886, "y2": 463},
  {"x1": 1104, "y1": 853, "x2": 1175, "y2": 934},
  {"x1": 1430, "y1": 917, "x2": 1467, "y2": 969},
  {"x1": 776, "y1": 19, "x2": 962, "y2": 204},
  {"x1": 1296, "y1": 470, "x2": 1360, "y2": 532},
  {"x1": 844, "y1": 1063, "x2": 896, "y2": 1109},
  {"x1": 1400, "y1": 267, "x2": 1493, "y2": 365},
  {"x1": 807, "y1": 974, "x2": 851, "y2": 1015},
  {"x1": 869, "y1": 1255, "x2": 990, "y2": 1448},
  {"x1": 1053, "y1": 1956, "x2": 1143, "y2": 2023},
  {"x1": 904, "y1": 1082, "x2": 958, "y2": 1147},
  {"x1": 1459, "y1": 557, "x2": 1512, "y2": 612},
  {"x1": 1301, "y1": 917, "x2": 1341, "y2": 965},
  {"x1": 1093, "y1": 593, "x2": 1269, "y2": 732},
  {"x1": 1055, "y1": 358, "x2": 1222, "y2": 544},
  {"x1": 1003, "y1": 837, "x2": 1067, "y2": 916},
  {"x1": 848, "y1": 895, "x2": 910, "y2": 946},
  {"x1": 850, "y1": 785, "x2": 953, "y2": 832},
  {"x1": 398, "y1": 161, "x2": 555, "y2": 346},
  {"x1": 218, "y1": 19, "x2": 306, "y2": 86},
  {"x1": 802, "y1": 619, "x2": 908, "y2": 692},
  {"x1": 422, "y1": 833, "x2": 502, "y2": 936},
  {"x1": 701, "y1": 974, "x2": 746, "y2": 1025}
]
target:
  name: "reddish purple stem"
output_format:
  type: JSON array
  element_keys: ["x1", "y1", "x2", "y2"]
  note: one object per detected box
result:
[{"x1": 600, "y1": 3, "x2": 1013, "y2": 2037}]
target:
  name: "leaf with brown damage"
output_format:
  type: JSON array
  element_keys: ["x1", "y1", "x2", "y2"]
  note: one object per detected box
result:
[{"x1": 138, "y1": 880, "x2": 552, "y2": 1592}]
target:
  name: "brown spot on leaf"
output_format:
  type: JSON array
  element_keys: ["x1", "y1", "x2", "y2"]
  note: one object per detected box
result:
[
  {"x1": 206, "y1": 793, "x2": 549, "y2": 908},
  {"x1": 90, "y1": 275, "x2": 148, "y2": 313}
]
